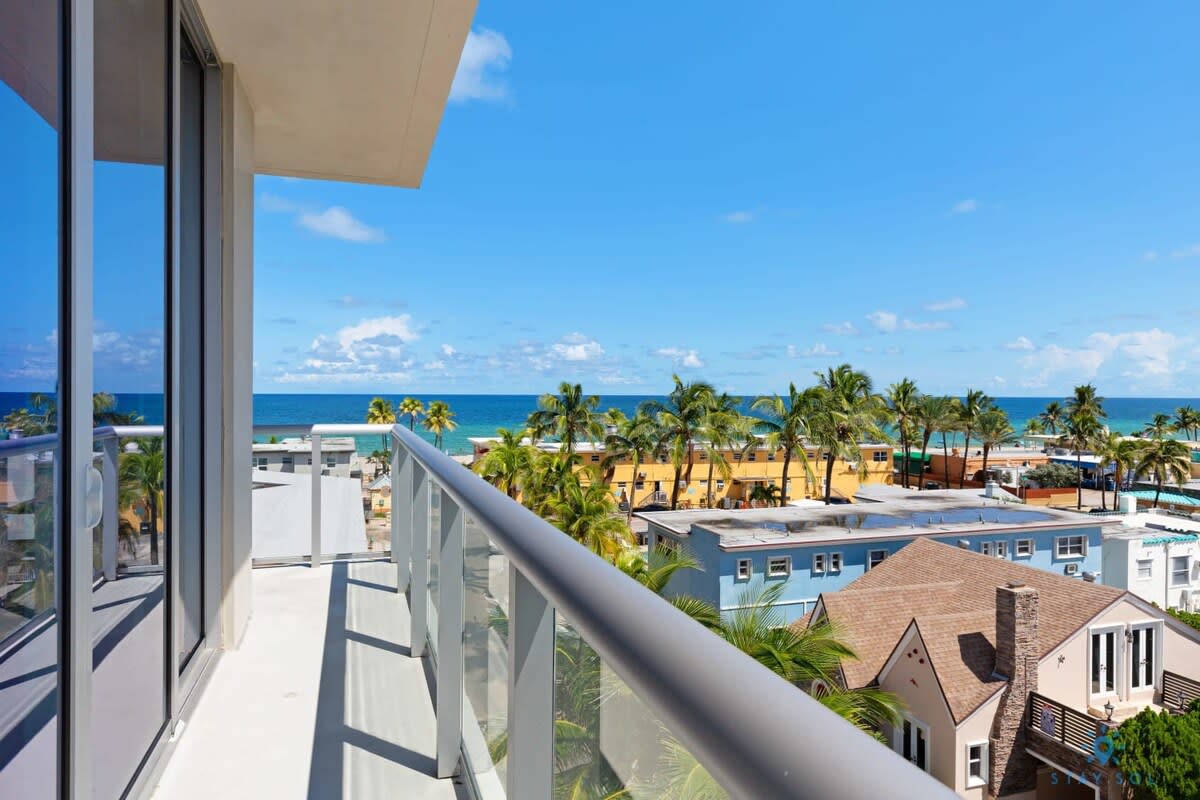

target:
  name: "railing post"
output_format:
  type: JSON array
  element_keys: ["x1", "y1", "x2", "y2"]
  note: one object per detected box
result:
[
  {"x1": 310, "y1": 432, "x2": 322, "y2": 567},
  {"x1": 410, "y1": 463, "x2": 429, "y2": 657},
  {"x1": 436, "y1": 490, "x2": 464, "y2": 779},
  {"x1": 392, "y1": 438, "x2": 412, "y2": 592},
  {"x1": 101, "y1": 436, "x2": 119, "y2": 581},
  {"x1": 507, "y1": 568, "x2": 555, "y2": 800}
]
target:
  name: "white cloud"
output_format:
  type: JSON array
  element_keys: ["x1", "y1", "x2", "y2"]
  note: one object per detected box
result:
[
  {"x1": 866, "y1": 311, "x2": 898, "y2": 332},
  {"x1": 654, "y1": 347, "x2": 705, "y2": 368},
  {"x1": 298, "y1": 206, "x2": 385, "y2": 243},
  {"x1": 284, "y1": 315, "x2": 421, "y2": 385},
  {"x1": 1143, "y1": 251, "x2": 1159, "y2": 262},
  {"x1": 550, "y1": 333, "x2": 604, "y2": 362},
  {"x1": 1004, "y1": 336, "x2": 1036, "y2": 351},
  {"x1": 441, "y1": 344, "x2": 457, "y2": 357},
  {"x1": 1170, "y1": 244, "x2": 1200, "y2": 259},
  {"x1": 791, "y1": 343, "x2": 841, "y2": 358},
  {"x1": 822, "y1": 321, "x2": 859, "y2": 336},
  {"x1": 258, "y1": 192, "x2": 300, "y2": 213},
  {"x1": 424, "y1": 360, "x2": 447, "y2": 371},
  {"x1": 951, "y1": 198, "x2": 978, "y2": 214},
  {"x1": 1019, "y1": 328, "x2": 1188, "y2": 388},
  {"x1": 720, "y1": 210, "x2": 755, "y2": 224},
  {"x1": 867, "y1": 310, "x2": 950, "y2": 333},
  {"x1": 450, "y1": 28, "x2": 512, "y2": 103},
  {"x1": 924, "y1": 297, "x2": 967, "y2": 312}
]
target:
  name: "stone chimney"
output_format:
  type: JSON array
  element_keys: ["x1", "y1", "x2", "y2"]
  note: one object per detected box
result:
[{"x1": 989, "y1": 581, "x2": 1039, "y2": 798}]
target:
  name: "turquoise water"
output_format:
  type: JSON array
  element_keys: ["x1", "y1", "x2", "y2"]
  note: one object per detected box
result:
[{"x1": 1, "y1": 392, "x2": 1195, "y2": 456}]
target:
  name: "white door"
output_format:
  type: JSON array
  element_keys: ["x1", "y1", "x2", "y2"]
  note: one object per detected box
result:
[
  {"x1": 1090, "y1": 630, "x2": 1118, "y2": 697},
  {"x1": 1130, "y1": 625, "x2": 1156, "y2": 691},
  {"x1": 896, "y1": 716, "x2": 930, "y2": 772}
]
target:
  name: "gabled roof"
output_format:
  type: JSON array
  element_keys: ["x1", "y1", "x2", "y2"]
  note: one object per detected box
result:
[{"x1": 804, "y1": 538, "x2": 1125, "y2": 722}]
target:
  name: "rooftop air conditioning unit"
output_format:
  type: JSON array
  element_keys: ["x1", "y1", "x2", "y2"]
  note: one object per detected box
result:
[{"x1": 1065, "y1": 563, "x2": 1080, "y2": 576}]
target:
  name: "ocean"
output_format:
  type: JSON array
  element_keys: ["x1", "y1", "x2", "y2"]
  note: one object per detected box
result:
[{"x1": 1, "y1": 392, "x2": 1196, "y2": 456}]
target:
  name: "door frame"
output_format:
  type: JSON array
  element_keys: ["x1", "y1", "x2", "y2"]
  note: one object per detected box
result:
[
  {"x1": 1087, "y1": 625, "x2": 1124, "y2": 703},
  {"x1": 1127, "y1": 620, "x2": 1162, "y2": 695}
]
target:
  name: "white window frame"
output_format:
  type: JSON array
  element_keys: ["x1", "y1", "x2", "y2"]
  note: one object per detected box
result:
[
  {"x1": 812, "y1": 553, "x2": 827, "y2": 574},
  {"x1": 716, "y1": 479, "x2": 725, "y2": 490},
  {"x1": 868, "y1": 549, "x2": 888, "y2": 570},
  {"x1": 965, "y1": 741, "x2": 988, "y2": 788},
  {"x1": 1170, "y1": 555, "x2": 1191, "y2": 587},
  {"x1": 281, "y1": 455, "x2": 293, "y2": 466},
  {"x1": 981, "y1": 541, "x2": 1007, "y2": 558},
  {"x1": 873, "y1": 450, "x2": 889, "y2": 463},
  {"x1": 829, "y1": 552, "x2": 843, "y2": 572},
  {"x1": 1088, "y1": 625, "x2": 1123, "y2": 701},
  {"x1": 1014, "y1": 538, "x2": 1033, "y2": 558},
  {"x1": 325, "y1": 456, "x2": 337, "y2": 469},
  {"x1": 747, "y1": 452, "x2": 756, "y2": 462},
  {"x1": 590, "y1": 454, "x2": 600, "y2": 462},
  {"x1": 766, "y1": 556, "x2": 792, "y2": 578},
  {"x1": 255, "y1": 456, "x2": 269, "y2": 471},
  {"x1": 1136, "y1": 559, "x2": 1153, "y2": 580},
  {"x1": 735, "y1": 558, "x2": 752, "y2": 581},
  {"x1": 892, "y1": 713, "x2": 931, "y2": 773},
  {"x1": 1055, "y1": 535, "x2": 1087, "y2": 559},
  {"x1": 1129, "y1": 621, "x2": 1160, "y2": 693}
]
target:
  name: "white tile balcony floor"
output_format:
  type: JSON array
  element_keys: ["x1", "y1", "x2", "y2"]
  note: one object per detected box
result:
[{"x1": 151, "y1": 559, "x2": 460, "y2": 800}]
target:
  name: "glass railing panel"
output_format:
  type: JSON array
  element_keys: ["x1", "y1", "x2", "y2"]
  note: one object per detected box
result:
[
  {"x1": 0, "y1": 442, "x2": 58, "y2": 799},
  {"x1": 427, "y1": 484, "x2": 441, "y2": 655},
  {"x1": 461, "y1": 513, "x2": 509, "y2": 795},
  {"x1": 555, "y1": 616, "x2": 728, "y2": 799}
]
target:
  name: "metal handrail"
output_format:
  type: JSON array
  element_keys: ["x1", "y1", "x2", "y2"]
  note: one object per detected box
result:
[
  {"x1": 390, "y1": 423, "x2": 954, "y2": 799},
  {"x1": 0, "y1": 433, "x2": 59, "y2": 457}
]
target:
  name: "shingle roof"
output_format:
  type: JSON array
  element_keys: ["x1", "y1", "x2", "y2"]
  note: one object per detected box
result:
[{"x1": 805, "y1": 538, "x2": 1124, "y2": 723}]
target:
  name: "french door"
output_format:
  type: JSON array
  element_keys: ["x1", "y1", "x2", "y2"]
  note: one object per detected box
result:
[
  {"x1": 1130, "y1": 624, "x2": 1156, "y2": 691},
  {"x1": 1090, "y1": 629, "x2": 1119, "y2": 697},
  {"x1": 896, "y1": 715, "x2": 929, "y2": 772}
]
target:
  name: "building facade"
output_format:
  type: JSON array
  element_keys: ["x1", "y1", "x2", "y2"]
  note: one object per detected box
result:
[
  {"x1": 640, "y1": 492, "x2": 1110, "y2": 624},
  {"x1": 251, "y1": 436, "x2": 357, "y2": 478},
  {"x1": 1102, "y1": 511, "x2": 1200, "y2": 612},
  {"x1": 471, "y1": 437, "x2": 895, "y2": 508}
]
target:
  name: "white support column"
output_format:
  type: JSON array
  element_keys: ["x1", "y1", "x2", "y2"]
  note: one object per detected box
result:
[
  {"x1": 392, "y1": 442, "x2": 412, "y2": 592},
  {"x1": 410, "y1": 463, "x2": 429, "y2": 657},
  {"x1": 311, "y1": 432, "x2": 322, "y2": 567},
  {"x1": 100, "y1": 437, "x2": 118, "y2": 581},
  {"x1": 436, "y1": 491, "x2": 464, "y2": 779},
  {"x1": 506, "y1": 568, "x2": 555, "y2": 800}
]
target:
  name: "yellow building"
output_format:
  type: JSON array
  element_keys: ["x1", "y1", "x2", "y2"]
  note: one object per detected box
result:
[{"x1": 470, "y1": 437, "x2": 893, "y2": 509}]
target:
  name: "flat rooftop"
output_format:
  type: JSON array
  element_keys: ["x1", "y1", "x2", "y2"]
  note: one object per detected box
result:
[{"x1": 637, "y1": 490, "x2": 1107, "y2": 548}]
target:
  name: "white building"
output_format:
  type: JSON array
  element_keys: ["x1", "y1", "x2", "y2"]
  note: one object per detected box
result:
[
  {"x1": 251, "y1": 436, "x2": 358, "y2": 478},
  {"x1": 1102, "y1": 504, "x2": 1200, "y2": 612}
]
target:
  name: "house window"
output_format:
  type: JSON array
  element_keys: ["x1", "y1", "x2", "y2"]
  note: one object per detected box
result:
[
  {"x1": 812, "y1": 553, "x2": 827, "y2": 574},
  {"x1": 1090, "y1": 629, "x2": 1118, "y2": 696},
  {"x1": 747, "y1": 452, "x2": 756, "y2": 462},
  {"x1": 829, "y1": 552, "x2": 843, "y2": 572},
  {"x1": 1055, "y1": 535, "x2": 1086, "y2": 558},
  {"x1": 821, "y1": 452, "x2": 830, "y2": 461},
  {"x1": 966, "y1": 742, "x2": 988, "y2": 787},
  {"x1": 767, "y1": 451, "x2": 776, "y2": 461},
  {"x1": 736, "y1": 558, "x2": 752, "y2": 581},
  {"x1": 617, "y1": 482, "x2": 626, "y2": 489},
  {"x1": 1014, "y1": 539, "x2": 1033, "y2": 558},
  {"x1": 699, "y1": 480, "x2": 708, "y2": 487},
  {"x1": 894, "y1": 715, "x2": 929, "y2": 772},
  {"x1": 325, "y1": 456, "x2": 337, "y2": 469},
  {"x1": 590, "y1": 454, "x2": 600, "y2": 462},
  {"x1": 635, "y1": 481, "x2": 645, "y2": 490},
  {"x1": 980, "y1": 541, "x2": 1007, "y2": 559},
  {"x1": 1136, "y1": 559, "x2": 1153, "y2": 580},
  {"x1": 1171, "y1": 556, "x2": 1191, "y2": 587},
  {"x1": 716, "y1": 480, "x2": 725, "y2": 490},
  {"x1": 734, "y1": 453, "x2": 742, "y2": 461},
  {"x1": 1131, "y1": 624, "x2": 1156, "y2": 690},
  {"x1": 767, "y1": 556, "x2": 791, "y2": 578},
  {"x1": 305, "y1": 457, "x2": 312, "y2": 465},
  {"x1": 255, "y1": 457, "x2": 268, "y2": 471},
  {"x1": 868, "y1": 549, "x2": 888, "y2": 570},
  {"x1": 677, "y1": 480, "x2": 687, "y2": 488},
  {"x1": 873, "y1": 450, "x2": 889, "y2": 462},
  {"x1": 282, "y1": 455, "x2": 293, "y2": 466}
]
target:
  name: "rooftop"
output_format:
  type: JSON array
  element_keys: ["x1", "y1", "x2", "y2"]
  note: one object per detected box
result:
[
  {"x1": 637, "y1": 490, "x2": 1104, "y2": 547},
  {"x1": 804, "y1": 538, "x2": 1126, "y2": 722},
  {"x1": 253, "y1": 436, "x2": 357, "y2": 453}
]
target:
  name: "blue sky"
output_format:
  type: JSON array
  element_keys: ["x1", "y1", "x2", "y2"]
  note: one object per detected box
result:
[{"x1": 4, "y1": 5, "x2": 1200, "y2": 397}]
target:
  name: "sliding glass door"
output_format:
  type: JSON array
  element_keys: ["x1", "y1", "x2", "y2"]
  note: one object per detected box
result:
[{"x1": 0, "y1": 4, "x2": 64, "y2": 797}]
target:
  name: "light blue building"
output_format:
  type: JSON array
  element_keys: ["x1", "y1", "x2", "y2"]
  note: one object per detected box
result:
[{"x1": 638, "y1": 490, "x2": 1112, "y2": 624}]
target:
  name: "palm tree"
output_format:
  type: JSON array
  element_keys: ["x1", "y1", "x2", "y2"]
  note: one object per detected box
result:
[
  {"x1": 754, "y1": 383, "x2": 820, "y2": 505},
  {"x1": 1067, "y1": 383, "x2": 1106, "y2": 422},
  {"x1": 365, "y1": 396, "x2": 396, "y2": 452},
  {"x1": 1144, "y1": 413, "x2": 1176, "y2": 440},
  {"x1": 527, "y1": 382, "x2": 603, "y2": 457},
  {"x1": 1111, "y1": 438, "x2": 1145, "y2": 510},
  {"x1": 421, "y1": 400, "x2": 457, "y2": 450},
  {"x1": 1176, "y1": 406, "x2": 1200, "y2": 441},
  {"x1": 1038, "y1": 401, "x2": 1065, "y2": 436},
  {"x1": 1133, "y1": 437, "x2": 1191, "y2": 508},
  {"x1": 641, "y1": 375, "x2": 717, "y2": 510},
  {"x1": 602, "y1": 410, "x2": 660, "y2": 519},
  {"x1": 886, "y1": 378, "x2": 920, "y2": 490},
  {"x1": 367, "y1": 449, "x2": 391, "y2": 476},
  {"x1": 696, "y1": 395, "x2": 747, "y2": 509},
  {"x1": 548, "y1": 481, "x2": 634, "y2": 559},
  {"x1": 473, "y1": 427, "x2": 531, "y2": 499},
  {"x1": 1063, "y1": 409, "x2": 1102, "y2": 510},
  {"x1": 913, "y1": 395, "x2": 958, "y2": 491},
  {"x1": 748, "y1": 483, "x2": 781, "y2": 507},
  {"x1": 1023, "y1": 418, "x2": 1044, "y2": 437},
  {"x1": 1090, "y1": 431, "x2": 1126, "y2": 510},
  {"x1": 810, "y1": 365, "x2": 891, "y2": 504},
  {"x1": 119, "y1": 437, "x2": 165, "y2": 566},
  {"x1": 975, "y1": 408, "x2": 1017, "y2": 481},
  {"x1": 956, "y1": 389, "x2": 993, "y2": 487},
  {"x1": 398, "y1": 396, "x2": 424, "y2": 432}
]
